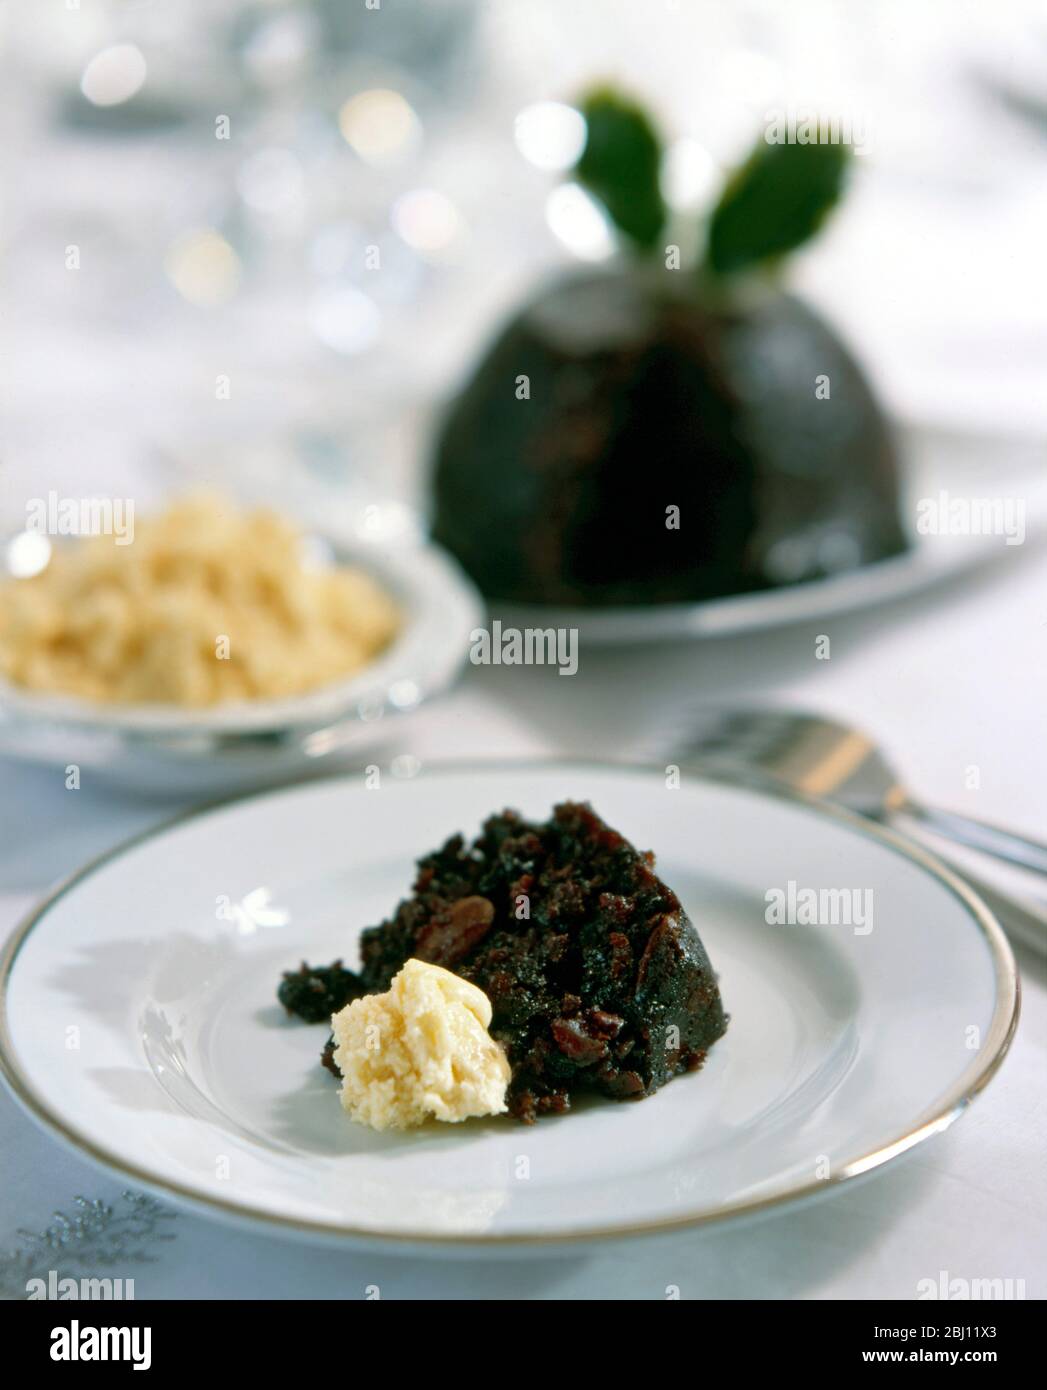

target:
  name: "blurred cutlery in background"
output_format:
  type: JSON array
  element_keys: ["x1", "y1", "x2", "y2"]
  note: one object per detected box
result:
[{"x1": 665, "y1": 705, "x2": 1047, "y2": 954}]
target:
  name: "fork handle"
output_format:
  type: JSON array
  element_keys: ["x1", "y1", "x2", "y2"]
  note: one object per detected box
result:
[
  {"x1": 938, "y1": 862, "x2": 1047, "y2": 956},
  {"x1": 891, "y1": 812, "x2": 1047, "y2": 955},
  {"x1": 905, "y1": 802, "x2": 1047, "y2": 878}
]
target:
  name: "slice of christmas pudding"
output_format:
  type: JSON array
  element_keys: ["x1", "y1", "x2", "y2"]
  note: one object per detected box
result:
[{"x1": 307, "y1": 800, "x2": 728, "y2": 1123}]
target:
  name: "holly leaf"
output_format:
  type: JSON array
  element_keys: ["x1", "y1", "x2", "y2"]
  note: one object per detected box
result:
[
  {"x1": 706, "y1": 136, "x2": 850, "y2": 277},
  {"x1": 575, "y1": 87, "x2": 666, "y2": 251}
]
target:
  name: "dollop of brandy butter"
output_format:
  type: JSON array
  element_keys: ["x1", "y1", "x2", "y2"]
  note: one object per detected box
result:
[{"x1": 331, "y1": 959, "x2": 510, "y2": 1130}]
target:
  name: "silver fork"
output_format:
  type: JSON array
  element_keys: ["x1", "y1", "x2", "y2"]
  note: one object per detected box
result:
[{"x1": 664, "y1": 706, "x2": 1047, "y2": 953}]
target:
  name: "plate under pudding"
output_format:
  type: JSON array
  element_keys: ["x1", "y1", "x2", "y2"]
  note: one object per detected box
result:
[{"x1": 0, "y1": 762, "x2": 1017, "y2": 1248}]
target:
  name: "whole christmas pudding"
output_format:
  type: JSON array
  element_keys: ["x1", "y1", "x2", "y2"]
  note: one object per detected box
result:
[{"x1": 431, "y1": 91, "x2": 907, "y2": 608}]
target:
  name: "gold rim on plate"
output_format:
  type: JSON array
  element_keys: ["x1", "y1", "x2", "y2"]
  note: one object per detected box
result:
[{"x1": 0, "y1": 759, "x2": 1021, "y2": 1248}]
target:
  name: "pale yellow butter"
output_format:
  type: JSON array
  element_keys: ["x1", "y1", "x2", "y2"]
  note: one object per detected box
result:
[{"x1": 331, "y1": 958, "x2": 511, "y2": 1131}]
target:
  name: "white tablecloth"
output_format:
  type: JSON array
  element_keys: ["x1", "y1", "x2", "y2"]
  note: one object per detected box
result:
[{"x1": 2, "y1": 539, "x2": 1045, "y2": 1300}]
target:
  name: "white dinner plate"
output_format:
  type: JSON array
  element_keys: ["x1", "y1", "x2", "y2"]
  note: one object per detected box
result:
[{"x1": 0, "y1": 762, "x2": 1018, "y2": 1250}]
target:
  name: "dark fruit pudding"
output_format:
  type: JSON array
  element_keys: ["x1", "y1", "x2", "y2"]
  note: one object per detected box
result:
[
  {"x1": 277, "y1": 960, "x2": 364, "y2": 1024},
  {"x1": 279, "y1": 802, "x2": 728, "y2": 1122},
  {"x1": 432, "y1": 272, "x2": 906, "y2": 607},
  {"x1": 430, "y1": 88, "x2": 907, "y2": 607}
]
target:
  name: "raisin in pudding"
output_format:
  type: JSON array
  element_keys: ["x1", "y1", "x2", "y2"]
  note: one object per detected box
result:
[{"x1": 279, "y1": 802, "x2": 727, "y2": 1124}]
